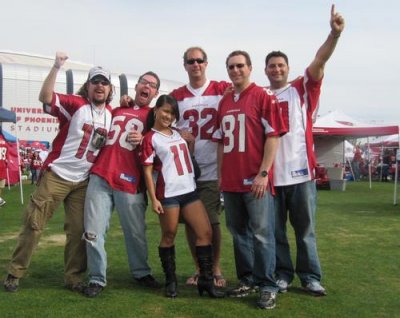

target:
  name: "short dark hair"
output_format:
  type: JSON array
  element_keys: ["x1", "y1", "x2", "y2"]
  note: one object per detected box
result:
[
  {"x1": 183, "y1": 47, "x2": 208, "y2": 64},
  {"x1": 138, "y1": 71, "x2": 160, "y2": 90},
  {"x1": 265, "y1": 51, "x2": 289, "y2": 67},
  {"x1": 225, "y1": 50, "x2": 252, "y2": 67},
  {"x1": 147, "y1": 95, "x2": 180, "y2": 129}
]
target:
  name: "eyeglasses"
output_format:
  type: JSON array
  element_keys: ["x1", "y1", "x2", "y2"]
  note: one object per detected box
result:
[
  {"x1": 186, "y1": 58, "x2": 206, "y2": 65},
  {"x1": 90, "y1": 78, "x2": 110, "y2": 86},
  {"x1": 227, "y1": 63, "x2": 246, "y2": 71},
  {"x1": 138, "y1": 78, "x2": 158, "y2": 89}
]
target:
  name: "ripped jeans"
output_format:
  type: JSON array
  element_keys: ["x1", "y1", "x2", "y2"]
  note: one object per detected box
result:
[
  {"x1": 7, "y1": 170, "x2": 88, "y2": 286},
  {"x1": 83, "y1": 174, "x2": 151, "y2": 286}
]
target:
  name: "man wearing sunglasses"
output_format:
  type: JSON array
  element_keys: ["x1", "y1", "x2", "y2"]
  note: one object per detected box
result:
[
  {"x1": 4, "y1": 52, "x2": 113, "y2": 293},
  {"x1": 212, "y1": 50, "x2": 287, "y2": 309},
  {"x1": 265, "y1": 5, "x2": 345, "y2": 297},
  {"x1": 82, "y1": 72, "x2": 161, "y2": 297},
  {"x1": 170, "y1": 47, "x2": 230, "y2": 289}
]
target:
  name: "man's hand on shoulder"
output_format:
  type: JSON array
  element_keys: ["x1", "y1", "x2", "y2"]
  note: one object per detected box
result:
[{"x1": 120, "y1": 95, "x2": 134, "y2": 107}]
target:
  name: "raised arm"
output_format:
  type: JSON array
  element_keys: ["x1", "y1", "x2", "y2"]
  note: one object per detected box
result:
[
  {"x1": 39, "y1": 52, "x2": 68, "y2": 104},
  {"x1": 308, "y1": 4, "x2": 345, "y2": 81}
]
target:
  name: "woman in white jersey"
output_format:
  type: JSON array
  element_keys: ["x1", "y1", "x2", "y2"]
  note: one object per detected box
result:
[{"x1": 140, "y1": 95, "x2": 224, "y2": 299}]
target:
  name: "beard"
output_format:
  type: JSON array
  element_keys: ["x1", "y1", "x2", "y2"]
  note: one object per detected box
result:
[{"x1": 91, "y1": 95, "x2": 107, "y2": 105}]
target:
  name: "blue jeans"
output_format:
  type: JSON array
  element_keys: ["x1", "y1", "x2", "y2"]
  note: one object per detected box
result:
[
  {"x1": 84, "y1": 174, "x2": 151, "y2": 286},
  {"x1": 223, "y1": 191, "x2": 278, "y2": 292},
  {"x1": 274, "y1": 180, "x2": 322, "y2": 285}
]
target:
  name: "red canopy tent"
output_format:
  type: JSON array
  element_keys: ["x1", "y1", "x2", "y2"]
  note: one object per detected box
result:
[
  {"x1": 369, "y1": 134, "x2": 399, "y2": 148},
  {"x1": 313, "y1": 111, "x2": 400, "y2": 203},
  {"x1": 313, "y1": 110, "x2": 399, "y2": 137},
  {"x1": 313, "y1": 111, "x2": 399, "y2": 166}
]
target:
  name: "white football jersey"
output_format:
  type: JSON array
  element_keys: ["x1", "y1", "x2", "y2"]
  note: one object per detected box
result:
[
  {"x1": 141, "y1": 128, "x2": 196, "y2": 199},
  {"x1": 272, "y1": 70, "x2": 322, "y2": 186},
  {"x1": 43, "y1": 93, "x2": 112, "y2": 182},
  {"x1": 171, "y1": 80, "x2": 230, "y2": 181}
]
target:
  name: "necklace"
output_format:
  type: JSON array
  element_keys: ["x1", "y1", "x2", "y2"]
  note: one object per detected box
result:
[{"x1": 90, "y1": 104, "x2": 106, "y2": 128}]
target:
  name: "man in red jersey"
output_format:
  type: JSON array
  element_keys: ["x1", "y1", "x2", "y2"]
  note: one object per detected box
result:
[
  {"x1": 4, "y1": 52, "x2": 113, "y2": 293},
  {"x1": 82, "y1": 72, "x2": 161, "y2": 297},
  {"x1": 213, "y1": 50, "x2": 287, "y2": 310},
  {"x1": 0, "y1": 135, "x2": 9, "y2": 206},
  {"x1": 170, "y1": 47, "x2": 230, "y2": 288},
  {"x1": 265, "y1": 4, "x2": 345, "y2": 297}
]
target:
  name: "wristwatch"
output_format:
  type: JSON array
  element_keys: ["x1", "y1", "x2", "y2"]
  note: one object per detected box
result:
[{"x1": 260, "y1": 170, "x2": 268, "y2": 177}]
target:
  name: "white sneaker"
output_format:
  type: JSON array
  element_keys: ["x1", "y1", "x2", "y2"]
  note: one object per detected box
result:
[
  {"x1": 0, "y1": 198, "x2": 6, "y2": 207},
  {"x1": 276, "y1": 279, "x2": 290, "y2": 293},
  {"x1": 302, "y1": 281, "x2": 327, "y2": 296}
]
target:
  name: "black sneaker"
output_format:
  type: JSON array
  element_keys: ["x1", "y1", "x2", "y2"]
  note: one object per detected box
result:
[
  {"x1": 257, "y1": 291, "x2": 277, "y2": 310},
  {"x1": 226, "y1": 281, "x2": 258, "y2": 298},
  {"x1": 84, "y1": 282, "x2": 104, "y2": 298},
  {"x1": 4, "y1": 274, "x2": 19, "y2": 292},
  {"x1": 135, "y1": 274, "x2": 161, "y2": 289}
]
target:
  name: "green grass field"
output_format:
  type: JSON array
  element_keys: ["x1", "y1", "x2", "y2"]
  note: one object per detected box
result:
[{"x1": 0, "y1": 181, "x2": 399, "y2": 318}]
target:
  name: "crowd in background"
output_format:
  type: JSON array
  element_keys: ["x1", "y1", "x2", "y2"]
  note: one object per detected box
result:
[
  {"x1": 350, "y1": 145, "x2": 397, "y2": 181},
  {"x1": 18, "y1": 145, "x2": 47, "y2": 183}
]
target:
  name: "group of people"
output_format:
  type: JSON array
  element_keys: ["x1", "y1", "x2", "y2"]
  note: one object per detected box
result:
[
  {"x1": 19, "y1": 147, "x2": 45, "y2": 185},
  {"x1": 3, "y1": 4, "x2": 344, "y2": 311},
  {"x1": 351, "y1": 145, "x2": 397, "y2": 182}
]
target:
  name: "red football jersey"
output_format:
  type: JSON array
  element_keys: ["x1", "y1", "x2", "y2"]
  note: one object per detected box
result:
[
  {"x1": 212, "y1": 83, "x2": 287, "y2": 192},
  {"x1": 91, "y1": 105, "x2": 151, "y2": 194},
  {"x1": 0, "y1": 138, "x2": 9, "y2": 180}
]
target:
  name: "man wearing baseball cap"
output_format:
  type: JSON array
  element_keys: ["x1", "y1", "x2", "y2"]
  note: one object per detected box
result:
[
  {"x1": 4, "y1": 52, "x2": 113, "y2": 293},
  {"x1": 88, "y1": 66, "x2": 111, "y2": 82}
]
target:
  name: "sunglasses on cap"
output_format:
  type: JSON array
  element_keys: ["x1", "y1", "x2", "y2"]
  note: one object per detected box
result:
[
  {"x1": 186, "y1": 58, "x2": 206, "y2": 65},
  {"x1": 227, "y1": 63, "x2": 246, "y2": 71},
  {"x1": 90, "y1": 78, "x2": 110, "y2": 86}
]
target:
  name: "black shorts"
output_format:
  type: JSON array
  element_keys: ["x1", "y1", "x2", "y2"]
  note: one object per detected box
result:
[{"x1": 161, "y1": 190, "x2": 200, "y2": 209}]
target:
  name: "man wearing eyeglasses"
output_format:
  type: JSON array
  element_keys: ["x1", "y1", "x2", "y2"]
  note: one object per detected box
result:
[
  {"x1": 81, "y1": 72, "x2": 161, "y2": 297},
  {"x1": 265, "y1": 5, "x2": 344, "y2": 297},
  {"x1": 170, "y1": 47, "x2": 230, "y2": 289},
  {"x1": 212, "y1": 50, "x2": 287, "y2": 309},
  {"x1": 4, "y1": 52, "x2": 113, "y2": 293}
]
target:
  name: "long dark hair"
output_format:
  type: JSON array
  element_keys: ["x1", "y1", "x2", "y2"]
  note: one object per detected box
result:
[
  {"x1": 76, "y1": 81, "x2": 114, "y2": 104},
  {"x1": 147, "y1": 95, "x2": 180, "y2": 129}
]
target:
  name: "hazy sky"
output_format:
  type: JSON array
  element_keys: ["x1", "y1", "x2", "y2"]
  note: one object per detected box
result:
[{"x1": 1, "y1": 0, "x2": 399, "y2": 124}]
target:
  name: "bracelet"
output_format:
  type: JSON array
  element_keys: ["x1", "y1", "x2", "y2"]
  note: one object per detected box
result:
[
  {"x1": 330, "y1": 31, "x2": 341, "y2": 39},
  {"x1": 53, "y1": 64, "x2": 60, "y2": 69}
]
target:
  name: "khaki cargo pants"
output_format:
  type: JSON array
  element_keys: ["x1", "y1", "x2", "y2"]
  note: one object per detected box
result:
[{"x1": 7, "y1": 170, "x2": 88, "y2": 286}]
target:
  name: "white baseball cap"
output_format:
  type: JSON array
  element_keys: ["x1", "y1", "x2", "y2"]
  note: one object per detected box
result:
[{"x1": 88, "y1": 66, "x2": 111, "y2": 82}]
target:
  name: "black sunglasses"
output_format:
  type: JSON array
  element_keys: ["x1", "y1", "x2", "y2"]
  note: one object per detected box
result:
[
  {"x1": 227, "y1": 63, "x2": 246, "y2": 71},
  {"x1": 186, "y1": 58, "x2": 206, "y2": 65},
  {"x1": 90, "y1": 78, "x2": 110, "y2": 86}
]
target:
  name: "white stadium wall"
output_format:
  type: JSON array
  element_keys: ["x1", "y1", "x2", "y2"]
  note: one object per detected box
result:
[{"x1": 0, "y1": 51, "x2": 182, "y2": 144}]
